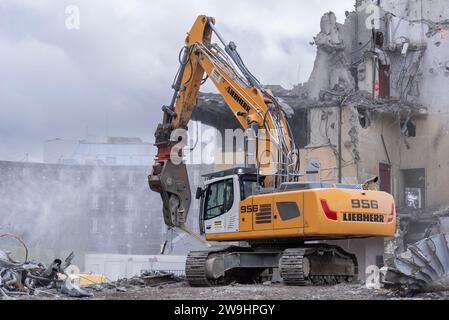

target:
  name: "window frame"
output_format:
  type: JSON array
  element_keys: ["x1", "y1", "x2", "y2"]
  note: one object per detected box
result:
[
  {"x1": 239, "y1": 175, "x2": 262, "y2": 200},
  {"x1": 204, "y1": 178, "x2": 234, "y2": 221}
]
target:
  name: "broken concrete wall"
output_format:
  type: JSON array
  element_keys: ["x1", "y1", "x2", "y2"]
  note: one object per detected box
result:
[
  {"x1": 358, "y1": 0, "x2": 449, "y2": 110},
  {"x1": 349, "y1": 110, "x2": 401, "y2": 195},
  {"x1": 308, "y1": 12, "x2": 355, "y2": 99},
  {"x1": 295, "y1": 1, "x2": 446, "y2": 218},
  {"x1": 308, "y1": 107, "x2": 340, "y2": 146},
  {"x1": 342, "y1": 0, "x2": 449, "y2": 253},
  {"x1": 396, "y1": 114, "x2": 449, "y2": 209},
  {"x1": 340, "y1": 106, "x2": 361, "y2": 184},
  {"x1": 299, "y1": 145, "x2": 338, "y2": 182},
  {"x1": 351, "y1": 0, "x2": 449, "y2": 209},
  {"x1": 363, "y1": 0, "x2": 449, "y2": 23}
]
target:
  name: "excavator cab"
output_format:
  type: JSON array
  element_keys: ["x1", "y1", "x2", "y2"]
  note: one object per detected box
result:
[{"x1": 197, "y1": 168, "x2": 264, "y2": 235}]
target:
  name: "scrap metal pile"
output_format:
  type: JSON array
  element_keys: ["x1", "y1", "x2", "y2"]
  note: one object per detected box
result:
[
  {"x1": 0, "y1": 233, "x2": 91, "y2": 299},
  {"x1": 1, "y1": 233, "x2": 185, "y2": 299},
  {"x1": 381, "y1": 232, "x2": 449, "y2": 295}
]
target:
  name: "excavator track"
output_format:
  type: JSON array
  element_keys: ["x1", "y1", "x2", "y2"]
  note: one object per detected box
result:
[
  {"x1": 279, "y1": 245, "x2": 358, "y2": 286},
  {"x1": 186, "y1": 244, "x2": 358, "y2": 287},
  {"x1": 186, "y1": 246, "x2": 242, "y2": 287},
  {"x1": 279, "y1": 249, "x2": 309, "y2": 286},
  {"x1": 185, "y1": 251, "x2": 211, "y2": 287}
]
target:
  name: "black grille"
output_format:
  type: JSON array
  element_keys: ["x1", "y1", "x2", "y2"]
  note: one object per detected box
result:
[{"x1": 256, "y1": 204, "x2": 272, "y2": 224}]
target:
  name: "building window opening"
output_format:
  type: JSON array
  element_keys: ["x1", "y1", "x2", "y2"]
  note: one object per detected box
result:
[
  {"x1": 357, "y1": 108, "x2": 371, "y2": 128},
  {"x1": 401, "y1": 120, "x2": 416, "y2": 137},
  {"x1": 401, "y1": 168, "x2": 425, "y2": 209}
]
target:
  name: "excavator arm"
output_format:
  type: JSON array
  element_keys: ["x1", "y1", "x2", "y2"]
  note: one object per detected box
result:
[{"x1": 148, "y1": 15, "x2": 299, "y2": 231}]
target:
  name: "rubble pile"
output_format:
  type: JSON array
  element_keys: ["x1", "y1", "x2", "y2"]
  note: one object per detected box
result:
[
  {"x1": 78, "y1": 270, "x2": 185, "y2": 299},
  {"x1": 109, "y1": 271, "x2": 185, "y2": 291},
  {"x1": 0, "y1": 233, "x2": 186, "y2": 300},
  {"x1": 0, "y1": 250, "x2": 91, "y2": 299},
  {"x1": 0, "y1": 234, "x2": 92, "y2": 299},
  {"x1": 381, "y1": 233, "x2": 449, "y2": 295}
]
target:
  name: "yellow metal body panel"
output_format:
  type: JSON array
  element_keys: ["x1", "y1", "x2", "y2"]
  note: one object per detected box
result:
[
  {"x1": 239, "y1": 197, "x2": 253, "y2": 232},
  {"x1": 59, "y1": 273, "x2": 108, "y2": 287},
  {"x1": 205, "y1": 188, "x2": 396, "y2": 242},
  {"x1": 79, "y1": 274, "x2": 108, "y2": 287}
]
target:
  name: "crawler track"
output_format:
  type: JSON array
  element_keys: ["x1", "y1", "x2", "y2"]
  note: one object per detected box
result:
[
  {"x1": 186, "y1": 244, "x2": 358, "y2": 287},
  {"x1": 279, "y1": 248, "x2": 309, "y2": 285},
  {"x1": 185, "y1": 251, "x2": 212, "y2": 287},
  {"x1": 279, "y1": 245, "x2": 358, "y2": 286}
]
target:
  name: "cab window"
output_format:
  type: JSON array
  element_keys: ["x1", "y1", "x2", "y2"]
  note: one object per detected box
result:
[
  {"x1": 240, "y1": 179, "x2": 259, "y2": 200},
  {"x1": 205, "y1": 179, "x2": 234, "y2": 220}
]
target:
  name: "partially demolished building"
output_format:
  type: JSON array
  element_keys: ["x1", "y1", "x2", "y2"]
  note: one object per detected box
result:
[{"x1": 193, "y1": 0, "x2": 449, "y2": 275}]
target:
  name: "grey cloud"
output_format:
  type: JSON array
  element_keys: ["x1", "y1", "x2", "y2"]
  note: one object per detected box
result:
[{"x1": 0, "y1": 0, "x2": 354, "y2": 162}]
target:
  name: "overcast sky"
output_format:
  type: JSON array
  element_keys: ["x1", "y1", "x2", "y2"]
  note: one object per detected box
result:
[{"x1": 0, "y1": 0, "x2": 354, "y2": 162}]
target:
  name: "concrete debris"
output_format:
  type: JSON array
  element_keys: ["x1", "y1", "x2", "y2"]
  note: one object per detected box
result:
[
  {"x1": 73, "y1": 271, "x2": 186, "y2": 299},
  {"x1": 143, "y1": 272, "x2": 183, "y2": 287},
  {"x1": 381, "y1": 233, "x2": 449, "y2": 295},
  {"x1": 391, "y1": 207, "x2": 449, "y2": 249},
  {"x1": 112, "y1": 270, "x2": 185, "y2": 289},
  {"x1": 433, "y1": 207, "x2": 449, "y2": 218},
  {"x1": 194, "y1": 89, "x2": 427, "y2": 144},
  {"x1": 60, "y1": 284, "x2": 93, "y2": 298}
]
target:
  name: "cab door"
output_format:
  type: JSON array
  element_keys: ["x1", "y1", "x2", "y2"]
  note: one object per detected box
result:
[{"x1": 203, "y1": 176, "x2": 239, "y2": 235}]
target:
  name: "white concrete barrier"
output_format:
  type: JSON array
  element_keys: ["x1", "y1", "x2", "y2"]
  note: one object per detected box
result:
[{"x1": 84, "y1": 254, "x2": 187, "y2": 281}]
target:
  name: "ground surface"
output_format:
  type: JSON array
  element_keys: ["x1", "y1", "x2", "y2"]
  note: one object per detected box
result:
[
  {"x1": 93, "y1": 282, "x2": 385, "y2": 300},
  {"x1": 18, "y1": 281, "x2": 449, "y2": 300}
]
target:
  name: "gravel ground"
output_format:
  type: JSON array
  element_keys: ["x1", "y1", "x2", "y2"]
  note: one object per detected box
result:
[
  {"x1": 90, "y1": 282, "x2": 385, "y2": 300},
  {"x1": 10, "y1": 281, "x2": 449, "y2": 300},
  {"x1": 78, "y1": 282, "x2": 449, "y2": 300}
]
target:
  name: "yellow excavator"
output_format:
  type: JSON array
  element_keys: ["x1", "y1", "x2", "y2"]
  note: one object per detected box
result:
[{"x1": 149, "y1": 15, "x2": 396, "y2": 286}]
